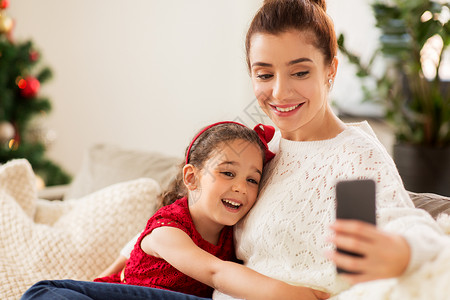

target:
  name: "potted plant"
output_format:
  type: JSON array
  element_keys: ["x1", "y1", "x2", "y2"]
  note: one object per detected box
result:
[{"x1": 338, "y1": 0, "x2": 450, "y2": 196}]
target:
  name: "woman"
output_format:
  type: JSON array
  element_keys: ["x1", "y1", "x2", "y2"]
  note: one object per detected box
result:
[
  {"x1": 216, "y1": 0, "x2": 445, "y2": 296},
  {"x1": 22, "y1": 0, "x2": 446, "y2": 299}
]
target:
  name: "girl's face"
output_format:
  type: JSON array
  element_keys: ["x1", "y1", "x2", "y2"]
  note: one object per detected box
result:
[
  {"x1": 249, "y1": 30, "x2": 338, "y2": 141},
  {"x1": 189, "y1": 139, "x2": 263, "y2": 230}
]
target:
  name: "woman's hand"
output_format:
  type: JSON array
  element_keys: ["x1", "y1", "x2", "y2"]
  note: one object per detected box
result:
[{"x1": 328, "y1": 220, "x2": 411, "y2": 284}]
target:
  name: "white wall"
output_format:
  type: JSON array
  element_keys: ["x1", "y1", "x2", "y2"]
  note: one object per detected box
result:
[{"x1": 8, "y1": 0, "x2": 379, "y2": 176}]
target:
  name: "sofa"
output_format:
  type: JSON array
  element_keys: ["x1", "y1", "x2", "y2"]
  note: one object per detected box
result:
[{"x1": 1, "y1": 143, "x2": 450, "y2": 299}]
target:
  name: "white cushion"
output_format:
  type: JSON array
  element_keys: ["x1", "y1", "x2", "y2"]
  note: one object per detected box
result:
[
  {"x1": 0, "y1": 159, "x2": 37, "y2": 218},
  {"x1": 65, "y1": 144, "x2": 181, "y2": 199},
  {"x1": 0, "y1": 159, "x2": 160, "y2": 299}
]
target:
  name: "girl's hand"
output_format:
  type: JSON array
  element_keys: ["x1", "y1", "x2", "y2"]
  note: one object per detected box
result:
[
  {"x1": 328, "y1": 220, "x2": 411, "y2": 284},
  {"x1": 276, "y1": 285, "x2": 330, "y2": 300},
  {"x1": 96, "y1": 255, "x2": 128, "y2": 278},
  {"x1": 309, "y1": 288, "x2": 331, "y2": 300}
]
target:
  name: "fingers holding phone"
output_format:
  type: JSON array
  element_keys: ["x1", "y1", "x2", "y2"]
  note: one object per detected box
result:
[
  {"x1": 328, "y1": 220, "x2": 410, "y2": 284},
  {"x1": 328, "y1": 220, "x2": 378, "y2": 279},
  {"x1": 328, "y1": 179, "x2": 410, "y2": 283}
]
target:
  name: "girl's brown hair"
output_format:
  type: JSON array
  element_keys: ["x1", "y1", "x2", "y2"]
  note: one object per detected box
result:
[
  {"x1": 245, "y1": 0, "x2": 337, "y2": 68},
  {"x1": 158, "y1": 123, "x2": 266, "y2": 208}
]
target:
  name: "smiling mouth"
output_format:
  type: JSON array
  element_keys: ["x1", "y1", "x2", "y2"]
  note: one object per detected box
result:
[
  {"x1": 222, "y1": 199, "x2": 242, "y2": 210},
  {"x1": 272, "y1": 103, "x2": 303, "y2": 112}
]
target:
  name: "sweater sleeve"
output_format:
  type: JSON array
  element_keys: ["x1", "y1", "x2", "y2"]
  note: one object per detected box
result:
[{"x1": 350, "y1": 141, "x2": 448, "y2": 274}]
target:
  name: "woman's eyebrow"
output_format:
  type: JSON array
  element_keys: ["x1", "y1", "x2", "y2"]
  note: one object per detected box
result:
[
  {"x1": 251, "y1": 57, "x2": 313, "y2": 68},
  {"x1": 251, "y1": 62, "x2": 272, "y2": 68},
  {"x1": 287, "y1": 57, "x2": 313, "y2": 65}
]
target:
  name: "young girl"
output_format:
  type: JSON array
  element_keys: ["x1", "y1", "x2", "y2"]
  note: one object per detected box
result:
[{"x1": 43, "y1": 121, "x2": 329, "y2": 300}]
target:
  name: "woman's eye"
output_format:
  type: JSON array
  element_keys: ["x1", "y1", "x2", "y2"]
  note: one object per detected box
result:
[
  {"x1": 256, "y1": 74, "x2": 273, "y2": 80},
  {"x1": 293, "y1": 71, "x2": 309, "y2": 78}
]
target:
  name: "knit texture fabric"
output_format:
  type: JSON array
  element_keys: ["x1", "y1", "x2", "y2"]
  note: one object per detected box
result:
[
  {"x1": 0, "y1": 159, "x2": 160, "y2": 300},
  {"x1": 214, "y1": 122, "x2": 447, "y2": 299},
  {"x1": 96, "y1": 197, "x2": 236, "y2": 298}
]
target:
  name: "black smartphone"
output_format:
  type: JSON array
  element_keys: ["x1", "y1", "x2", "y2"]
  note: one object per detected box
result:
[{"x1": 335, "y1": 179, "x2": 376, "y2": 274}]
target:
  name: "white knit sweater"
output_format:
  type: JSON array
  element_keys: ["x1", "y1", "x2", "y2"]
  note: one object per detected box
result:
[{"x1": 213, "y1": 121, "x2": 446, "y2": 299}]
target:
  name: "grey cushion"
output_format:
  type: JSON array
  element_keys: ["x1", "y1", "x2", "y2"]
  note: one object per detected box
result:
[{"x1": 409, "y1": 191, "x2": 450, "y2": 219}]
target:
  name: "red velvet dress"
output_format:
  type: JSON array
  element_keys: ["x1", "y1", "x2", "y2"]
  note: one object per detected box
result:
[{"x1": 94, "y1": 197, "x2": 236, "y2": 298}]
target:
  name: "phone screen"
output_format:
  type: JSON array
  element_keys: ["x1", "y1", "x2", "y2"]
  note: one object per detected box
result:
[{"x1": 335, "y1": 179, "x2": 376, "y2": 273}]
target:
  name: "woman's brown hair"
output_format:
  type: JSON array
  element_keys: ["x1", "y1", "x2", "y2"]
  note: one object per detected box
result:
[
  {"x1": 158, "y1": 123, "x2": 266, "y2": 208},
  {"x1": 245, "y1": 0, "x2": 337, "y2": 68}
]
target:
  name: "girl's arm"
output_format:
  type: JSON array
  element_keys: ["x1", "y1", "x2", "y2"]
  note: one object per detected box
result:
[
  {"x1": 97, "y1": 255, "x2": 128, "y2": 278},
  {"x1": 97, "y1": 232, "x2": 141, "y2": 278},
  {"x1": 142, "y1": 227, "x2": 330, "y2": 300}
]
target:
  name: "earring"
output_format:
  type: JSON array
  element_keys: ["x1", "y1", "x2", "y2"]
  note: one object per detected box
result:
[{"x1": 328, "y1": 78, "x2": 334, "y2": 90}]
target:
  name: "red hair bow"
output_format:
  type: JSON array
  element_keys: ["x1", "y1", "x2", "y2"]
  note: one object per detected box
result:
[
  {"x1": 253, "y1": 123, "x2": 275, "y2": 163},
  {"x1": 185, "y1": 121, "x2": 276, "y2": 164}
]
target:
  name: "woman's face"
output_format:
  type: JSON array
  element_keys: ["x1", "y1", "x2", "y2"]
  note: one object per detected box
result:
[{"x1": 249, "y1": 30, "x2": 338, "y2": 141}]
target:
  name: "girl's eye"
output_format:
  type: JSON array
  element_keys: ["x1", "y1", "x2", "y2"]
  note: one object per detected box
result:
[
  {"x1": 256, "y1": 74, "x2": 273, "y2": 80},
  {"x1": 247, "y1": 178, "x2": 259, "y2": 185},
  {"x1": 221, "y1": 171, "x2": 234, "y2": 177},
  {"x1": 293, "y1": 71, "x2": 309, "y2": 78}
]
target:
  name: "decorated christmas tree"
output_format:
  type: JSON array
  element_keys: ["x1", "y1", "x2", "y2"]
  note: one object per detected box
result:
[{"x1": 0, "y1": 0, "x2": 71, "y2": 186}]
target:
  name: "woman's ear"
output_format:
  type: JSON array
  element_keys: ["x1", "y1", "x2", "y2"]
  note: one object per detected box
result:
[
  {"x1": 328, "y1": 56, "x2": 338, "y2": 81},
  {"x1": 182, "y1": 164, "x2": 198, "y2": 191}
]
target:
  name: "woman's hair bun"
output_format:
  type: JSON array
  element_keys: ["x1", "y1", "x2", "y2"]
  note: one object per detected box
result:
[
  {"x1": 311, "y1": 0, "x2": 327, "y2": 11},
  {"x1": 263, "y1": 0, "x2": 327, "y2": 11}
]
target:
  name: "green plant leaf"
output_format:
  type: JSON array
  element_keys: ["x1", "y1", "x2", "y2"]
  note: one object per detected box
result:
[{"x1": 338, "y1": 0, "x2": 450, "y2": 146}]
